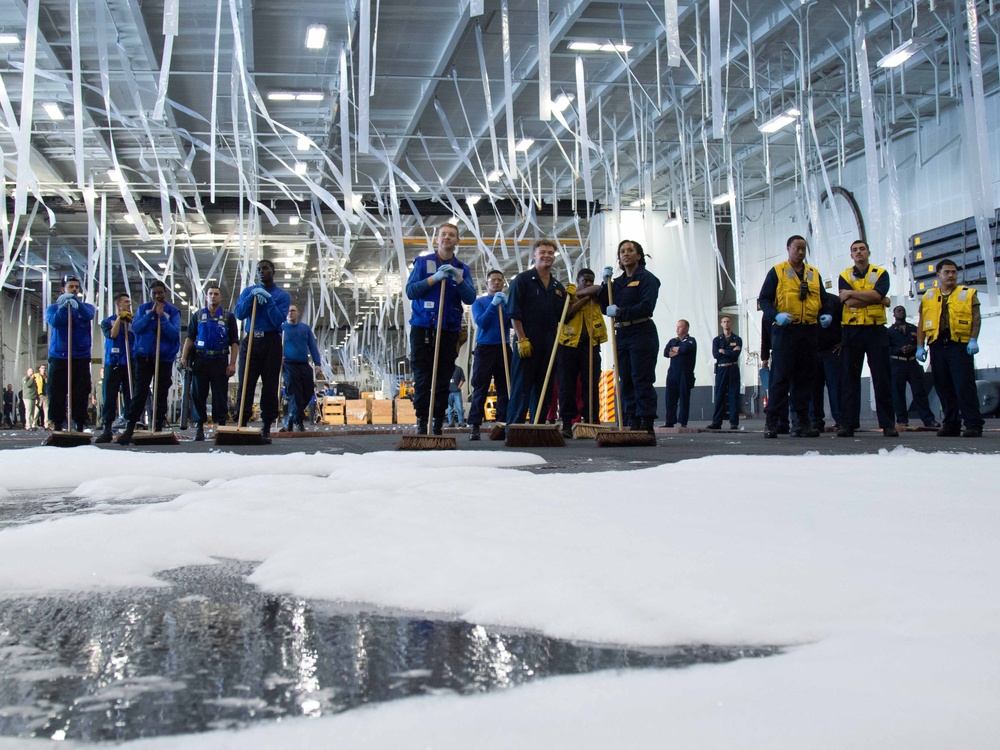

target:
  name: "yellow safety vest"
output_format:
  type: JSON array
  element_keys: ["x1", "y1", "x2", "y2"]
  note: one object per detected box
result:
[
  {"x1": 774, "y1": 261, "x2": 822, "y2": 324},
  {"x1": 558, "y1": 298, "x2": 608, "y2": 347},
  {"x1": 920, "y1": 286, "x2": 977, "y2": 344},
  {"x1": 840, "y1": 264, "x2": 887, "y2": 326}
]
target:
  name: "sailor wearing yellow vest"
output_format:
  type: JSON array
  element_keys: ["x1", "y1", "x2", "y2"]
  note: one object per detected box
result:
[
  {"x1": 836, "y1": 240, "x2": 897, "y2": 438},
  {"x1": 757, "y1": 235, "x2": 833, "y2": 439},
  {"x1": 556, "y1": 268, "x2": 608, "y2": 437},
  {"x1": 916, "y1": 258, "x2": 984, "y2": 437}
]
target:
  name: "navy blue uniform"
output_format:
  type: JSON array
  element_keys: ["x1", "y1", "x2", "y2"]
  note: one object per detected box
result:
[
  {"x1": 811, "y1": 297, "x2": 842, "y2": 430},
  {"x1": 45, "y1": 298, "x2": 96, "y2": 431},
  {"x1": 281, "y1": 321, "x2": 323, "y2": 429},
  {"x1": 125, "y1": 300, "x2": 182, "y2": 430},
  {"x1": 468, "y1": 294, "x2": 512, "y2": 426},
  {"x1": 663, "y1": 335, "x2": 696, "y2": 427},
  {"x1": 187, "y1": 307, "x2": 239, "y2": 426},
  {"x1": 100, "y1": 314, "x2": 135, "y2": 430},
  {"x1": 709, "y1": 333, "x2": 742, "y2": 428},
  {"x1": 507, "y1": 269, "x2": 566, "y2": 424},
  {"x1": 598, "y1": 268, "x2": 660, "y2": 428},
  {"x1": 235, "y1": 283, "x2": 292, "y2": 427},
  {"x1": 405, "y1": 253, "x2": 476, "y2": 427},
  {"x1": 887, "y1": 321, "x2": 936, "y2": 427}
]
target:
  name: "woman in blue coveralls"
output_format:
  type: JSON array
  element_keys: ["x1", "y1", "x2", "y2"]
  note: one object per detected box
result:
[{"x1": 598, "y1": 239, "x2": 661, "y2": 434}]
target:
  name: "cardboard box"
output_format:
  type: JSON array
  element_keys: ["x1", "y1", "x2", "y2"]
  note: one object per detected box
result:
[
  {"x1": 395, "y1": 398, "x2": 416, "y2": 424},
  {"x1": 344, "y1": 399, "x2": 370, "y2": 424},
  {"x1": 370, "y1": 399, "x2": 393, "y2": 425}
]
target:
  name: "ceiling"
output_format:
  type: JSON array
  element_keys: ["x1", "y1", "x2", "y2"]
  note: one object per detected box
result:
[{"x1": 0, "y1": 0, "x2": 994, "y2": 354}]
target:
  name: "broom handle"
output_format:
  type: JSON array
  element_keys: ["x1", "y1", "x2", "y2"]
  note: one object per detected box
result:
[
  {"x1": 151, "y1": 316, "x2": 162, "y2": 429},
  {"x1": 66, "y1": 303, "x2": 74, "y2": 433},
  {"x1": 236, "y1": 297, "x2": 258, "y2": 428},
  {"x1": 123, "y1": 320, "x2": 134, "y2": 404},
  {"x1": 425, "y1": 282, "x2": 447, "y2": 436},
  {"x1": 588, "y1": 331, "x2": 594, "y2": 424},
  {"x1": 606, "y1": 279, "x2": 624, "y2": 430},
  {"x1": 498, "y1": 304, "x2": 511, "y2": 393},
  {"x1": 278, "y1": 329, "x2": 285, "y2": 415},
  {"x1": 533, "y1": 288, "x2": 572, "y2": 426}
]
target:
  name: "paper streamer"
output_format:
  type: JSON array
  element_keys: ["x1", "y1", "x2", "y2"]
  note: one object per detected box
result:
[
  {"x1": 501, "y1": 0, "x2": 517, "y2": 183},
  {"x1": 709, "y1": 0, "x2": 723, "y2": 139},
  {"x1": 575, "y1": 56, "x2": 594, "y2": 205},
  {"x1": 664, "y1": 0, "x2": 680, "y2": 66},
  {"x1": 854, "y1": 21, "x2": 881, "y2": 257},
  {"x1": 538, "y1": 0, "x2": 551, "y2": 121},
  {"x1": 14, "y1": 0, "x2": 41, "y2": 217},
  {"x1": 340, "y1": 46, "x2": 354, "y2": 221},
  {"x1": 358, "y1": 0, "x2": 371, "y2": 154},
  {"x1": 152, "y1": 0, "x2": 179, "y2": 121},
  {"x1": 475, "y1": 24, "x2": 501, "y2": 176}
]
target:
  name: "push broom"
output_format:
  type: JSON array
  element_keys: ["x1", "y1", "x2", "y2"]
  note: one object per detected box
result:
[
  {"x1": 131, "y1": 316, "x2": 179, "y2": 445},
  {"x1": 572, "y1": 318, "x2": 603, "y2": 439},
  {"x1": 398, "y1": 282, "x2": 457, "y2": 450},
  {"x1": 504, "y1": 290, "x2": 571, "y2": 448},
  {"x1": 488, "y1": 303, "x2": 511, "y2": 441},
  {"x1": 216, "y1": 298, "x2": 270, "y2": 446},
  {"x1": 595, "y1": 280, "x2": 656, "y2": 448},
  {"x1": 44, "y1": 302, "x2": 92, "y2": 447}
]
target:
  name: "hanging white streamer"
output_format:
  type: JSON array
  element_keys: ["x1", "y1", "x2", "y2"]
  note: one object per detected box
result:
[
  {"x1": 501, "y1": 0, "x2": 518, "y2": 183},
  {"x1": 575, "y1": 56, "x2": 594, "y2": 205},
  {"x1": 538, "y1": 0, "x2": 551, "y2": 121},
  {"x1": 358, "y1": 0, "x2": 371, "y2": 154},
  {"x1": 14, "y1": 0, "x2": 41, "y2": 216},
  {"x1": 69, "y1": 0, "x2": 85, "y2": 192},
  {"x1": 152, "y1": 0, "x2": 179, "y2": 121},
  {"x1": 709, "y1": 0, "x2": 723, "y2": 139},
  {"x1": 340, "y1": 47, "x2": 355, "y2": 221},
  {"x1": 475, "y1": 24, "x2": 501, "y2": 176},
  {"x1": 664, "y1": 0, "x2": 680, "y2": 66},
  {"x1": 209, "y1": 0, "x2": 223, "y2": 203},
  {"x1": 854, "y1": 22, "x2": 881, "y2": 253}
]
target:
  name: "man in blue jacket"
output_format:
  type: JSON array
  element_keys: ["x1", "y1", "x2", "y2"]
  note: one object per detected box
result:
[
  {"x1": 181, "y1": 285, "x2": 239, "y2": 441},
  {"x1": 94, "y1": 293, "x2": 134, "y2": 442},
  {"x1": 405, "y1": 223, "x2": 476, "y2": 435},
  {"x1": 706, "y1": 315, "x2": 742, "y2": 430},
  {"x1": 45, "y1": 276, "x2": 96, "y2": 432},
  {"x1": 663, "y1": 319, "x2": 697, "y2": 428},
  {"x1": 467, "y1": 269, "x2": 512, "y2": 440},
  {"x1": 117, "y1": 281, "x2": 182, "y2": 444},
  {"x1": 234, "y1": 259, "x2": 291, "y2": 442},
  {"x1": 281, "y1": 304, "x2": 323, "y2": 432}
]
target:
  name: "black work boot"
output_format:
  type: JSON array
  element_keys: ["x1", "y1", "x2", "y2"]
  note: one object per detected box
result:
[
  {"x1": 261, "y1": 423, "x2": 272, "y2": 444},
  {"x1": 432, "y1": 418, "x2": 444, "y2": 436},
  {"x1": 764, "y1": 416, "x2": 778, "y2": 439},
  {"x1": 116, "y1": 422, "x2": 136, "y2": 445},
  {"x1": 194, "y1": 423, "x2": 205, "y2": 442},
  {"x1": 416, "y1": 418, "x2": 427, "y2": 435},
  {"x1": 94, "y1": 430, "x2": 113, "y2": 444},
  {"x1": 469, "y1": 424, "x2": 481, "y2": 441},
  {"x1": 642, "y1": 417, "x2": 656, "y2": 435}
]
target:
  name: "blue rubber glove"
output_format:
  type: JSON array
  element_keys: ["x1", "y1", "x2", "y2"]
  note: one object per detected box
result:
[
  {"x1": 819, "y1": 314, "x2": 832, "y2": 328},
  {"x1": 606, "y1": 304, "x2": 618, "y2": 318},
  {"x1": 602, "y1": 266, "x2": 614, "y2": 280},
  {"x1": 67, "y1": 298, "x2": 79, "y2": 310},
  {"x1": 775, "y1": 312, "x2": 793, "y2": 326},
  {"x1": 490, "y1": 291, "x2": 508, "y2": 307},
  {"x1": 252, "y1": 288, "x2": 271, "y2": 304},
  {"x1": 444, "y1": 265, "x2": 464, "y2": 281},
  {"x1": 56, "y1": 293, "x2": 75, "y2": 307},
  {"x1": 967, "y1": 338, "x2": 979, "y2": 355},
  {"x1": 431, "y1": 264, "x2": 453, "y2": 283},
  {"x1": 916, "y1": 345, "x2": 927, "y2": 362}
]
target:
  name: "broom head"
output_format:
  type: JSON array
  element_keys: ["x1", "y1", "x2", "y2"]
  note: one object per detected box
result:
[
  {"x1": 488, "y1": 422, "x2": 506, "y2": 441},
  {"x1": 215, "y1": 425, "x2": 270, "y2": 446},
  {"x1": 504, "y1": 423, "x2": 566, "y2": 448},
  {"x1": 43, "y1": 430, "x2": 93, "y2": 447},
  {"x1": 595, "y1": 428, "x2": 657, "y2": 448},
  {"x1": 571, "y1": 422, "x2": 603, "y2": 439},
  {"x1": 397, "y1": 434, "x2": 457, "y2": 451},
  {"x1": 131, "y1": 430, "x2": 180, "y2": 446}
]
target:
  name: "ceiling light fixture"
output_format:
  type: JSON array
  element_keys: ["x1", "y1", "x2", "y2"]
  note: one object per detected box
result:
[
  {"x1": 712, "y1": 193, "x2": 733, "y2": 206},
  {"x1": 284, "y1": 272, "x2": 292, "y2": 280},
  {"x1": 294, "y1": 162, "x2": 307, "y2": 175},
  {"x1": 878, "y1": 38, "x2": 929, "y2": 68},
  {"x1": 267, "y1": 91, "x2": 296, "y2": 101},
  {"x1": 665, "y1": 215, "x2": 682, "y2": 228},
  {"x1": 123, "y1": 214, "x2": 135, "y2": 225},
  {"x1": 107, "y1": 168, "x2": 122, "y2": 182},
  {"x1": 42, "y1": 102, "x2": 65, "y2": 121},
  {"x1": 568, "y1": 41, "x2": 632, "y2": 53},
  {"x1": 0, "y1": 33, "x2": 19, "y2": 44},
  {"x1": 305, "y1": 24, "x2": 327, "y2": 49},
  {"x1": 629, "y1": 199, "x2": 642, "y2": 208},
  {"x1": 296, "y1": 92, "x2": 324, "y2": 102},
  {"x1": 552, "y1": 93, "x2": 574, "y2": 112},
  {"x1": 758, "y1": 107, "x2": 801, "y2": 134},
  {"x1": 487, "y1": 169, "x2": 502, "y2": 183},
  {"x1": 296, "y1": 136, "x2": 310, "y2": 151},
  {"x1": 289, "y1": 215, "x2": 300, "y2": 225},
  {"x1": 514, "y1": 138, "x2": 534, "y2": 151},
  {"x1": 466, "y1": 195, "x2": 481, "y2": 206}
]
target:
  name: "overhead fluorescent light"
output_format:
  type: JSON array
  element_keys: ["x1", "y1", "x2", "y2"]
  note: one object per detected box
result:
[
  {"x1": 296, "y1": 136, "x2": 310, "y2": 151},
  {"x1": 487, "y1": 169, "x2": 502, "y2": 182},
  {"x1": 629, "y1": 199, "x2": 642, "y2": 208},
  {"x1": 42, "y1": 102, "x2": 65, "y2": 121},
  {"x1": 552, "y1": 93, "x2": 574, "y2": 112},
  {"x1": 466, "y1": 195, "x2": 481, "y2": 206},
  {"x1": 569, "y1": 41, "x2": 632, "y2": 53},
  {"x1": 284, "y1": 273, "x2": 292, "y2": 280},
  {"x1": 878, "y1": 37, "x2": 929, "y2": 69},
  {"x1": 0, "y1": 34, "x2": 19, "y2": 44},
  {"x1": 305, "y1": 24, "x2": 327, "y2": 50},
  {"x1": 267, "y1": 91, "x2": 296, "y2": 101},
  {"x1": 157, "y1": 262, "x2": 168, "y2": 269},
  {"x1": 294, "y1": 162, "x2": 307, "y2": 175},
  {"x1": 758, "y1": 107, "x2": 801, "y2": 134},
  {"x1": 712, "y1": 193, "x2": 733, "y2": 206},
  {"x1": 106, "y1": 168, "x2": 122, "y2": 182},
  {"x1": 515, "y1": 138, "x2": 534, "y2": 151},
  {"x1": 665, "y1": 216, "x2": 682, "y2": 227},
  {"x1": 289, "y1": 215, "x2": 300, "y2": 225},
  {"x1": 296, "y1": 93, "x2": 324, "y2": 102},
  {"x1": 601, "y1": 43, "x2": 632, "y2": 52},
  {"x1": 123, "y1": 214, "x2": 135, "y2": 225},
  {"x1": 178, "y1": 291, "x2": 187, "y2": 297}
]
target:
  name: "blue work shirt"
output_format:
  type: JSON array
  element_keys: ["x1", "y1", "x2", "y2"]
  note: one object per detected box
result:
[
  {"x1": 472, "y1": 293, "x2": 512, "y2": 345},
  {"x1": 46, "y1": 299, "x2": 96, "y2": 359},
  {"x1": 887, "y1": 321, "x2": 919, "y2": 357},
  {"x1": 100, "y1": 314, "x2": 135, "y2": 366},
  {"x1": 235, "y1": 283, "x2": 292, "y2": 332},
  {"x1": 597, "y1": 266, "x2": 660, "y2": 321},
  {"x1": 281, "y1": 321, "x2": 322, "y2": 364},
  {"x1": 507, "y1": 268, "x2": 567, "y2": 348},
  {"x1": 132, "y1": 301, "x2": 182, "y2": 361},
  {"x1": 664, "y1": 335, "x2": 697, "y2": 383},
  {"x1": 405, "y1": 252, "x2": 476, "y2": 331},
  {"x1": 712, "y1": 333, "x2": 742, "y2": 366}
]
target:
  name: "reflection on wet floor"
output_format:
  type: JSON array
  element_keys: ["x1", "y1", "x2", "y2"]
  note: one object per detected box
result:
[{"x1": 0, "y1": 561, "x2": 780, "y2": 742}]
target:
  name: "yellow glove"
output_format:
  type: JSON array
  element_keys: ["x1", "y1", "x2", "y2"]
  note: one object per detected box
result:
[
  {"x1": 118, "y1": 310, "x2": 134, "y2": 323},
  {"x1": 565, "y1": 283, "x2": 577, "y2": 296},
  {"x1": 516, "y1": 338, "x2": 532, "y2": 358}
]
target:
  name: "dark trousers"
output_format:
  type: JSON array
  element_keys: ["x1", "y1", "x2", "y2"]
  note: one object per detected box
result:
[
  {"x1": 890, "y1": 358, "x2": 936, "y2": 425},
  {"x1": 617, "y1": 326, "x2": 658, "y2": 427},
  {"x1": 468, "y1": 343, "x2": 510, "y2": 425},
  {"x1": 711, "y1": 365, "x2": 741, "y2": 427},
  {"x1": 126, "y1": 355, "x2": 173, "y2": 430},
  {"x1": 765, "y1": 324, "x2": 818, "y2": 429},
  {"x1": 192, "y1": 355, "x2": 230, "y2": 426},
  {"x1": 409, "y1": 326, "x2": 460, "y2": 423},
  {"x1": 507, "y1": 339, "x2": 556, "y2": 425},
  {"x1": 665, "y1": 374, "x2": 692, "y2": 427},
  {"x1": 557, "y1": 343, "x2": 601, "y2": 426},
  {"x1": 48, "y1": 357, "x2": 92, "y2": 430},
  {"x1": 840, "y1": 326, "x2": 895, "y2": 429},
  {"x1": 101, "y1": 363, "x2": 132, "y2": 430},
  {"x1": 810, "y1": 349, "x2": 841, "y2": 429},
  {"x1": 929, "y1": 341, "x2": 983, "y2": 430},
  {"x1": 282, "y1": 361, "x2": 314, "y2": 428},
  {"x1": 238, "y1": 331, "x2": 283, "y2": 427}
]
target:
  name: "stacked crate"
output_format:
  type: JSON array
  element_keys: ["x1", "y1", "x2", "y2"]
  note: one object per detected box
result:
[
  {"x1": 322, "y1": 396, "x2": 345, "y2": 425},
  {"x1": 370, "y1": 398, "x2": 393, "y2": 425},
  {"x1": 395, "y1": 398, "x2": 416, "y2": 424},
  {"x1": 344, "y1": 399, "x2": 370, "y2": 425}
]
